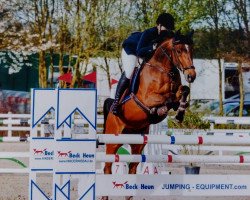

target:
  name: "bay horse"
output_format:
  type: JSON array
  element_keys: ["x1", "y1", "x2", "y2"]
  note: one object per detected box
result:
[{"x1": 102, "y1": 31, "x2": 196, "y2": 199}]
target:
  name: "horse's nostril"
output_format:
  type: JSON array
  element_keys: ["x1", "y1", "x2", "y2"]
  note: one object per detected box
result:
[{"x1": 188, "y1": 74, "x2": 194, "y2": 83}]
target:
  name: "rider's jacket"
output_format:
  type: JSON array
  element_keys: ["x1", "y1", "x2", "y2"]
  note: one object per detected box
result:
[
  {"x1": 136, "y1": 27, "x2": 158, "y2": 59},
  {"x1": 122, "y1": 27, "x2": 173, "y2": 60},
  {"x1": 122, "y1": 27, "x2": 158, "y2": 59}
]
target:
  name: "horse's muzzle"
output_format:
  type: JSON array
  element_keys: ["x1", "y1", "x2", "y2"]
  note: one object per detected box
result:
[{"x1": 184, "y1": 69, "x2": 196, "y2": 83}]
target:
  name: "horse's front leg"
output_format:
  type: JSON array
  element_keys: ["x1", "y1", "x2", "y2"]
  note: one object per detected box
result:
[
  {"x1": 101, "y1": 143, "x2": 123, "y2": 200},
  {"x1": 175, "y1": 85, "x2": 190, "y2": 123},
  {"x1": 128, "y1": 144, "x2": 146, "y2": 174},
  {"x1": 123, "y1": 143, "x2": 145, "y2": 200}
]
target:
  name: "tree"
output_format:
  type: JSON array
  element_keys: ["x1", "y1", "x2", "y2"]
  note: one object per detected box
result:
[
  {"x1": 0, "y1": 0, "x2": 40, "y2": 82},
  {"x1": 95, "y1": 0, "x2": 135, "y2": 89},
  {"x1": 231, "y1": 0, "x2": 250, "y2": 52},
  {"x1": 194, "y1": 0, "x2": 230, "y2": 116}
]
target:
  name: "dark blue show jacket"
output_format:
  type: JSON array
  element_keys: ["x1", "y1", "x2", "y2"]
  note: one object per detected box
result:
[{"x1": 122, "y1": 27, "x2": 158, "y2": 59}]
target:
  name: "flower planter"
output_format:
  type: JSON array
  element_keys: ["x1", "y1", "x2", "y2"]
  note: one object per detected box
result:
[{"x1": 185, "y1": 166, "x2": 200, "y2": 174}]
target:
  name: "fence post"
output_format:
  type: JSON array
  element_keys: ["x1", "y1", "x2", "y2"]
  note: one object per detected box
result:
[{"x1": 7, "y1": 112, "x2": 12, "y2": 137}]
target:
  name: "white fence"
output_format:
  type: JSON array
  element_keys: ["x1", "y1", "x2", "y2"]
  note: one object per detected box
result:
[
  {"x1": 203, "y1": 116, "x2": 250, "y2": 129},
  {"x1": 0, "y1": 112, "x2": 104, "y2": 139},
  {"x1": 1, "y1": 113, "x2": 250, "y2": 136}
]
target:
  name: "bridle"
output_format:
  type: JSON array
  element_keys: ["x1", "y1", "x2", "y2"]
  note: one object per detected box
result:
[{"x1": 158, "y1": 41, "x2": 195, "y2": 73}]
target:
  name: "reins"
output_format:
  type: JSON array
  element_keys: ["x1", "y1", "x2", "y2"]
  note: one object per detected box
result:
[{"x1": 158, "y1": 43, "x2": 195, "y2": 73}]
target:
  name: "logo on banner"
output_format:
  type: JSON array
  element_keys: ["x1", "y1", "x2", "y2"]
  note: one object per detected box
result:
[
  {"x1": 113, "y1": 181, "x2": 128, "y2": 188},
  {"x1": 112, "y1": 181, "x2": 154, "y2": 190},
  {"x1": 57, "y1": 150, "x2": 95, "y2": 163},
  {"x1": 57, "y1": 151, "x2": 72, "y2": 157},
  {"x1": 33, "y1": 148, "x2": 54, "y2": 160}
]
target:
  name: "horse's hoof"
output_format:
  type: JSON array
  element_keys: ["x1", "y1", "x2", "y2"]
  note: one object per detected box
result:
[
  {"x1": 101, "y1": 196, "x2": 109, "y2": 200},
  {"x1": 125, "y1": 196, "x2": 133, "y2": 200}
]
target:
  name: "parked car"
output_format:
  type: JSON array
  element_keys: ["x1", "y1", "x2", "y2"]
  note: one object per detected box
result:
[
  {"x1": 225, "y1": 92, "x2": 250, "y2": 101},
  {"x1": 193, "y1": 93, "x2": 250, "y2": 113},
  {"x1": 211, "y1": 100, "x2": 250, "y2": 116}
]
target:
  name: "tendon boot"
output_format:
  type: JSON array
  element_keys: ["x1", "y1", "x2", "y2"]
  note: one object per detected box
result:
[{"x1": 112, "y1": 72, "x2": 130, "y2": 115}]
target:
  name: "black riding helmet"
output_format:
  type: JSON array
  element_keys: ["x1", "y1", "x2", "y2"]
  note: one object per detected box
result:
[{"x1": 156, "y1": 13, "x2": 175, "y2": 30}]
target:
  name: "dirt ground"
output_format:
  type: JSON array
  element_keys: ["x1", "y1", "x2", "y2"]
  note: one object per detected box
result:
[{"x1": 0, "y1": 142, "x2": 250, "y2": 200}]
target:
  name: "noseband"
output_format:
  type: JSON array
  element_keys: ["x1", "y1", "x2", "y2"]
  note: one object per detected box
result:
[{"x1": 159, "y1": 44, "x2": 195, "y2": 73}]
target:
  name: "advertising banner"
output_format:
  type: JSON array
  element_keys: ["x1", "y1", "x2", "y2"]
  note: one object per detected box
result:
[
  {"x1": 54, "y1": 139, "x2": 96, "y2": 174},
  {"x1": 96, "y1": 174, "x2": 250, "y2": 196}
]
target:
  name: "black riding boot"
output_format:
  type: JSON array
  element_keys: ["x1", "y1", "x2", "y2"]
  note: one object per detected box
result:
[{"x1": 112, "y1": 72, "x2": 130, "y2": 115}]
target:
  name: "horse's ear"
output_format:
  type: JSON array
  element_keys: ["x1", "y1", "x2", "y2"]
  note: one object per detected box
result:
[
  {"x1": 173, "y1": 29, "x2": 182, "y2": 44},
  {"x1": 187, "y1": 29, "x2": 194, "y2": 38},
  {"x1": 185, "y1": 29, "x2": 194, "y2": 44}
]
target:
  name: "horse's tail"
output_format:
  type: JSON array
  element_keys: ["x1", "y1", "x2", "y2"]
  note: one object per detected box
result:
[{"x1": 103, "y1": 98, "x2": 114, "y2": 133}]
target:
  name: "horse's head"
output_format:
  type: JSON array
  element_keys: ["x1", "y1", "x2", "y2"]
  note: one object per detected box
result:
[{"x1": 156, "y1": 30, "x2": 196, "y2": 83}]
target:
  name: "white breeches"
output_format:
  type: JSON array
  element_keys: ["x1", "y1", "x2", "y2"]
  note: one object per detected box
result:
[{"x1": 121, "y1": 48, "x2": 138, "y2": 79}]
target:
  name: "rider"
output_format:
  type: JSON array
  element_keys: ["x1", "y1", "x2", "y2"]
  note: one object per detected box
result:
[{"x1": 112, "y1": 13, "x2": 175, "y2": 115}]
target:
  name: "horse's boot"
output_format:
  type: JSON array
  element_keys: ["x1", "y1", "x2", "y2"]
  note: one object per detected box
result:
[{"x1": 112, "y1": 72, "x2": 130, "y2": 115}]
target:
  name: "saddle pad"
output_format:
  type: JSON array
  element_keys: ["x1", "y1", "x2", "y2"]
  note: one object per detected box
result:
[{"x1": 121, "y1": 66, "x2": 143, "y2": 104}]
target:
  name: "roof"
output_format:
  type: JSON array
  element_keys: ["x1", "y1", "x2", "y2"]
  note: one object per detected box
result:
[{"x1": 82, "y1": 71, "x2": 96, "y2": 83}]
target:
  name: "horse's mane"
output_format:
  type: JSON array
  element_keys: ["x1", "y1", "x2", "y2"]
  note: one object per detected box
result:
[{"x1": 173, "y1": 31, "x2": 194, "y2": 45}]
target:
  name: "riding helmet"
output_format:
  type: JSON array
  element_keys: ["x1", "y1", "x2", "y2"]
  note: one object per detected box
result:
[{"x1": 156, "y1": 13, "x2": 175, "y2": 30}]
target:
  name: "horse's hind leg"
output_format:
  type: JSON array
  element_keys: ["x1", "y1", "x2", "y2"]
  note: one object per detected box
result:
[
  {"x1": 175, "y1": 85, "x2": 190, "y2": 122},
  {"x1": 123, "y1": 144, "x2": 145, "y2": 200}
]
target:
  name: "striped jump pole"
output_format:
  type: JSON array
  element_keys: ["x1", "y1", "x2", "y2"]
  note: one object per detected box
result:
[
  {"x1": 96, "y1": 154, "x2": 250, "y2": 164},
  {"x1": 97, "y1": 134, "x2": 250, "y2": 146}
]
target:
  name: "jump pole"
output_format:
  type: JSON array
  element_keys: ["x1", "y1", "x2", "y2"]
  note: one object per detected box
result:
[
  {"x1": 97, "y1": 134, "x2": 250, "y2": 145},
  {"x1": 96, "y1": 154, "x2": 250, "y2": 163}
]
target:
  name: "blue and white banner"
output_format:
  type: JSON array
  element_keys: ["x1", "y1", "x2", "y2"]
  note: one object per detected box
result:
[
  {"x1": 54, "y1": 139, "x2": 96, "y2": 174},
  {"x1": 96, "y1": 174, "x2": 250, "y2": 196},
  {"x1": 30, "y1": 88, "x2": 97, "y2": 200},
  {"x1": 56, "y1": 89, "x2": 96, "y2": 130},
  {"x1": 31, "y1": 89, "x2": 56, "y2": 127}
]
